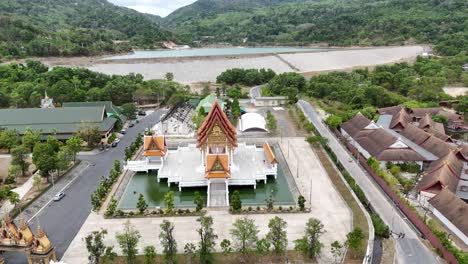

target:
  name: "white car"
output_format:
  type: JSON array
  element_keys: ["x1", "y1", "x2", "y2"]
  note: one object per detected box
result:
[{"x1": 53, "y1": 192, "x2": 65, "y2": 201}]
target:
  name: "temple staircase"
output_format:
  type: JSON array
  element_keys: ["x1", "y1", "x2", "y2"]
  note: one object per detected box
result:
[{"x1": 208, "y1": 181, "x2": 228, "y2": 207}]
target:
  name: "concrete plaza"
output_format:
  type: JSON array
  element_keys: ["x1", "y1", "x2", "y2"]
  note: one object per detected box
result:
[{"x1": 62, "y1": 138, "x2": 352, "y2": 264}]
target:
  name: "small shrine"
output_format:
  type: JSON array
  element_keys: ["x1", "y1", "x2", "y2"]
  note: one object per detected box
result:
[{"x1": 40, "y1": 92, "x2": 55, "y2": 109}]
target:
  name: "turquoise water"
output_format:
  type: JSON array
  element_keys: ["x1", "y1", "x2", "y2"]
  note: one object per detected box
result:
[
  {"x1": 106, "y1": 47, "x2": 330, "y2": 60},
  {"x1": 118, "y1": 160, "x2": 295, "y2": 209}
]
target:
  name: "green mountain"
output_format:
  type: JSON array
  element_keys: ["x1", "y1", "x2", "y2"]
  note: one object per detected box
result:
[
  {"x1": 163, "y1": 0, "x2": 313, "y2": 27},
  {"x1": 0, "y1": 0, "x2": 172, "y2": 58},
  {"x1": 164, "y1": 0, "x2": 468, "y2": 56}
]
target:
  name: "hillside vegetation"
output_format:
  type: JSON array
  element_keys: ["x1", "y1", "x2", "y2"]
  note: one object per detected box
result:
[
  {"x1": 0, "y1": 0, "x2": 172, "y2": 59},
  {"x1": 166, "y1": 0, "x2": 468, "y2": 56}
]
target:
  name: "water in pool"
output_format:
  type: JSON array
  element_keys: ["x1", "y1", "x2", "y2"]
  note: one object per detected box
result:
[
  {"x1": 106, "y1": 47, "x2": 331, "y2": 60},
  {"x1": 118, "y1": 162, "x2": 295, "y2": 209}
]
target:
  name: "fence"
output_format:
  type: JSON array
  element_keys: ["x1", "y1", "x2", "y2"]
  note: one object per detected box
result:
[{"x1": 335, "y1": 129, "x2": 458, "y2": 264}]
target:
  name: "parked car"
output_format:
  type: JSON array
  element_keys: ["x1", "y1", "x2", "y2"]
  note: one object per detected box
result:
[
  {"x1": 138, "y1": 110, "x2": 146, "y2": 116},
  {"x1": 129, "y1": 122, "x2": 135, "y2": 127},
  {"x1": 111, "y1": 138, "x2": 121, "y2": 147},
  {"x1": 120, "y1": 129, "x2": 127, "y2": 134},
  {"x1": 53, "y1": 192, "x2": 65, "y2": 201}
]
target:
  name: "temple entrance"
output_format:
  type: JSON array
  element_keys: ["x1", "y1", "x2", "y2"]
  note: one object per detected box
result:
[{"x1": 208, "y1": 180, "x2": 228, "y2": 207}]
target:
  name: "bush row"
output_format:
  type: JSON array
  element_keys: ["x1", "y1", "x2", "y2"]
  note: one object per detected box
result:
[{"x1": 90, "y1": 160, "x2": 122, "y2": 211}]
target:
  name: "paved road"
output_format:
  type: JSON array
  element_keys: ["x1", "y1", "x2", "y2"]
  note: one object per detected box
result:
[
  {"x1": 297, "y1": 100, "x2": 442, "y2": 264},
  {"x1": 4, "y1": 110, "x2": 163, "y2": 263},
  {"x1": 249, "y1": 85, "x2": 263, "y2": 99}
]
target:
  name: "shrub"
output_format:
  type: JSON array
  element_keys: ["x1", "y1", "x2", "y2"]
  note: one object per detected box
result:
[
  {"x1": 4, "y1": 175, "x2": 15, "y2": 185},
  {"x1": 298, "y1": 195, "x2": 306, "y2": 211},
  {"x1": 230, "y1": 190, "x2": 242, "y2": 212},
  {"x1": 371, "y1": 214, "x2": 390, "y2": 238}
]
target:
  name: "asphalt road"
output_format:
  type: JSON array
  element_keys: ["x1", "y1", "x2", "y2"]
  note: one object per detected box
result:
[
  {"x1": 297, "y1": 100, "x2": 442, "y2": 264},
  {"x1": 3, "y1": 110, "x2": 163, "y2": 263},
  {"x1": 250, "y1": 85, "x2": 263, "y2": 99}
]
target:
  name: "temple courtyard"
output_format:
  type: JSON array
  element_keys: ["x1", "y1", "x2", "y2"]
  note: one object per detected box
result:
[{"x1": 62, "y1": 138, "x2": 352, "y2": 264}]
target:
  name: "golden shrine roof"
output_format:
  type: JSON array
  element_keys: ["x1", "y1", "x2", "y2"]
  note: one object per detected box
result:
[
  {"x1": 206, "y1": 154, "x2": 230, "y2": 179},
  {"x1": 263, "y1": 143, "x2": 277, "y2": 164},
  {"x1": 206, "y1": 154, "x2": 229, "y2": 172},
  {"x1": 33, "y1": 225, "x2": 52, "y2": 253},
  {"x1": 197, "y1": 101, "x2": 237, "y2": 148},
  {"x1": 206, "y1": 172, "x2": 230, "y2": 179},
  {"x1": 143, "y1": 135, "x2": 167, "y2": 156}
]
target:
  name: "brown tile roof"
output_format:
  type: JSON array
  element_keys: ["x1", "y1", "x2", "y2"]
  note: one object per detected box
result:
[
  {"x1": 426, "y1": 127, "x2": 452, "y2": 142},
  {"x1": 455, "y1": 144, "x2": 468, "y2": 162},
  {"x1": 263, "y1": 143, "x2": 277, "y2": 164},
  {"x1": 429, "y1": 189, "x2": 468, "y2": 236},
  {"x1": 340, "y1": 113, "x2": 371, "y2": 138},
  {"x1": 389, "y1": 108, "x2": 411, "y2": 131},
  {"x1": 354, "y1": 128, "x2": 425, "y2": 161},
  {"x1": 377, "y1": 105, "x2": 406, "y2": 116},
  {"x1": 419, "y1": 114, "x2": 452, "y2": 142},
  {"x1": 143, "y1": 135, "x2": 167, "y2": 156},
  {"x1": 410, "y1": 107, "x2": 443, "y2": 118},
  {"x1": 417, "y1": 151, "x2": 462, "y2": 193},
  {"x1": 197, "y1": 101, "x2": 237, "y2": 148},
  {"x1": 419, "y1": 114, "x2": 433, "y2": 130},
  {"x1": 399, "y1": 124, "x2": 453, "y2": 158}
]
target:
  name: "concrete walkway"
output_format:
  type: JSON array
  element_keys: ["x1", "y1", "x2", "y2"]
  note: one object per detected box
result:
[
  {"x1": 0, "y1": 173, "x2": 36, "y2": 218},
  {"x1": 62, "y1": 138, "x2": 352, "y2": 264}
]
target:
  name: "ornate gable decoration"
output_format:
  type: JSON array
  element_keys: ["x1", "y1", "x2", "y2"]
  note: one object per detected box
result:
[{"x1": 197, "y1": 101, "x2": 237, "y2": 149}]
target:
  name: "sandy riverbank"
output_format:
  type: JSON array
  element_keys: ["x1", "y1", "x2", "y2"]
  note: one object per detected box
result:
[{"x1": 40, "y1": 45, "x2": 425, "y2": 83}]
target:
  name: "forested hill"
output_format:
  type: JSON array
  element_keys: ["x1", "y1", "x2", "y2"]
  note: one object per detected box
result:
[
  {"x1": 163, "y1": 0, "x2": 314, "y2": 27},
  {"x1": 165, "y1": 0, "x2": 468, "y2": 56},
  {"x1": 0, "y1": 0, "x2": 172, "y2": 59}
]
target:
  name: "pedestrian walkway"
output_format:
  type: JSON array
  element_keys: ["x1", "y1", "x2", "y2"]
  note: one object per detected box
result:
[
  {"x1": 0, "y1": 173, "x2": 36, "y2": 218},
  {"x1": 62, "y1": 138, "x2": 352, "y2": 264},
  {"x1": 208, "y1": 182, "x2": 227, "y2": 207}
]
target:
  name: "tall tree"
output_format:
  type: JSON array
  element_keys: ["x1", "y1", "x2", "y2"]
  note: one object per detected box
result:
[
  {"x1": 294, "y1": 218, "x2": 325, "y2": 259},
  {"x1": 66, "y1": 136, "x2": 82, "y2": 162},
  {"x1": 56, "y1": 147, "x2": 71, "y2": 176},
  {"x1": 137, "y1": 194, "x2": 148, "y2": 214},
  {"x1": 22, "y1": 128, "x2": 41, "y2": 151},
  {"x1": 77, "y1": 122, "x2": 101, "y2": 147},
  {"x1": 10, "y1": 145, "x2": 30, "y2": 177},
  {"x1": 330, "y1": 240, "x2": 344, "y2": 263},
  {"x1": 85, "y1": 229, "x2": 114, "y2": 264},
  {"x1": 230, "y1": 190, "x2": 242, "y2": 212},
  {"x1": 121, "y1": 103, "x2": 137, "y2": 118},
  {"x1": 231, "y1": 98, "x2": 241, "y2": 120},
  {"x1": 164, "y1": 191, "x2": 175, "y2": 214},
  {"x1": 116, "y1": 220, "x2": 141, "y2": 264},
  {"x1": 32, "y1": 141, "x2": 58, "y2": 182},
  {"x1": 160, "y1": 220, "x2": 177, "y2": 264},
  {"x1": 165, "y1": 72, "x2": 174, "y2": 81},
  {"x1": 144, "y1": 246, "x2": 156, "y2": 264},
  {"x1": 197, "y1": 214, "x2": 217, "y2": 264},
  {"x1": 230, "y1": 217, "x2": 259, "y2": 254},
  {"x1": 266, "y1": 216, "x2": 288, "y2": 254},
  {"x1": 0, "y1": 129, "x2": 19, "y2": 153},
  {"x1": 194, "y1": 191, "x2": 204, "y2": 212}
]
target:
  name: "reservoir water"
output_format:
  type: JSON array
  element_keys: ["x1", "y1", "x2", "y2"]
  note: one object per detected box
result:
[{"x1": 106, "y1": 47, "x2": 330, "y2": 60}]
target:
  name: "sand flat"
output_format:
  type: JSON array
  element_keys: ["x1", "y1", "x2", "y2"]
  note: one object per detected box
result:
[{"x1": 80, "y1": 46, "x2": 425, "y2": 83}]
